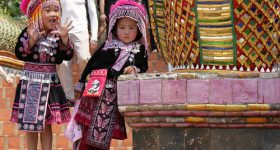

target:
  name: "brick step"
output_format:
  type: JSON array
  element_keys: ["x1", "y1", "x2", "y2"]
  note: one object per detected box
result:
[
  {"x1": 0, "y1": 121, "x2": 19, "y2": 136},
  {"x1": 0, "y1": 134, "x2": 72, "y2": 149},
  {"x1": 0, "y1": 121, "x2": 68, "y2": 137},
  {"x1": 0, "y1": 110, "x2": 11, "y2": 122},
  {"x1": 147, "y1": 52, "x2": 168, "y2": 73},
  {"x1": 0, "y1": 123, "x2": 132, "y2": 150}
]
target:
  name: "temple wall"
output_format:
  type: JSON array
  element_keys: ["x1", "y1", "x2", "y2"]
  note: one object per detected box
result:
[{"x1": 118, "y1": 71, "x2": 280, "y2": 150}]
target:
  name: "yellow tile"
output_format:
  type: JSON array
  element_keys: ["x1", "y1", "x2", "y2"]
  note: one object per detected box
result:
[
  {"x1": 247, "y1": 104, "x2": 270, "y2": 111},
  {"x1": 207, "y1": 104, "x2": 226, "y2": 111},
  {"x1": 186, "y1": 105, "x2": 207, "y2": 111},
  {"x1": 186, "y1": 117, "x2": 206, "y2": 123},
  {"x1": 247, "y1": 117, "x2": 267, "y2": 124},
  {"x1": 225, "y1": 105, "x2": 247, "y2": 112}
]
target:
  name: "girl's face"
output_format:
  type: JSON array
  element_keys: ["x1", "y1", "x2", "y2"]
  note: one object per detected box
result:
[
  {"x1": 116, "y1": 17, "x2": 138, "y2": 44},
  {"x1": 41, "y1": 5, "x2": 60, "y2": 31}
]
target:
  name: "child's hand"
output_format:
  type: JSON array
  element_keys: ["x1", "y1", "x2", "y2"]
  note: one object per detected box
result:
[
  {"x1": 5, "y1": 76, "x2": 13, "y2": 84},
  {"x1": 51, "y1": 18, "x2": 73, "y2": 38},
  {"x1": 124, "y1": 66, "x2": 136, "y2": 74},
  {"x1": 74, "y1": 90, "x2": 81, "y2": 99},
  {"x1": 90, "y1": 41, "x2": 98, "y2": 51},
  {"x1": 27, "y1": 23, "x2": 45, "y2": 47},
  {"x1": 99, "y1": 14, "x2": 107, "y2": 22},
  {"x1": 74, "y1": 82, "x2": 84, "y2": 99}
]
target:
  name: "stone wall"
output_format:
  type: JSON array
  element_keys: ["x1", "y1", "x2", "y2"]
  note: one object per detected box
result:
[
  {"x1": 117, "y1": 69, "x2": 280, "y2": 149},
  {"x1": 134, "y1": 128, "x2": 280, "y2": 150}
]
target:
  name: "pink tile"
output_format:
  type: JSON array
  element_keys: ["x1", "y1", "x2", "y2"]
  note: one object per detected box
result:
[
  {"x1": 209, "y1": 79, "x2": 233, "y2": 104},
  {"x1": 117, "y1": 80, "x2": 140, "y2": 105},
  {"x1": 162, "y1": 79, "x2": 187, "y2": 104},
  {"x1": 232, "y1": 79, "x2": 258, "y2": 103},
  {"x1": 186, "y1": 79, "x2": 209, "y2": 104},
  {"x1": 139, "y1": 79, "x2": 162, "y2": 104},
  {"x1": 258, "y1": 78, "x2": 280, "y2": 104}
]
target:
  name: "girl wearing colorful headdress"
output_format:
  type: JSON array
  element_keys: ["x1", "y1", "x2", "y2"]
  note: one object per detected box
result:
[
  {"x1": 10, "y1": 0, "x2": 74, "y2": 149},
  {"x1": 66, "y1": 0, "x2": 149, "y2": 149}
]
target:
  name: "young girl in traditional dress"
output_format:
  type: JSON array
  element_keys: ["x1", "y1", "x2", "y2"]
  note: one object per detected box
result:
[
  {"x1": 10, "y1": 0, "x2": 74, "y2": 149},
  {"x1": 69, "y1": 0, "x2": 149, "y2": 149},
  {"x1": 0, "y1": 66, "x2": 13, "y2": 84}
]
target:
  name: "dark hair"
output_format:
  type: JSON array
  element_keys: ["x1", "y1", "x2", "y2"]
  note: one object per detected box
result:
[{"x1": 112, "y1": 17, "x2": 143, "y2": 42}]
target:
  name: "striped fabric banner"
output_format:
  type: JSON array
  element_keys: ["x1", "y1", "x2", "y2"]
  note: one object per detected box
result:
[{"x1": 196, "y1": 0, "x2": 236, "y2": 65}]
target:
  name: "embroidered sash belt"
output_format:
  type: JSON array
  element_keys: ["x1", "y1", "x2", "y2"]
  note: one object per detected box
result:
[{"x1": 18, "y1": 63, "x2": 55, "y2": 132}]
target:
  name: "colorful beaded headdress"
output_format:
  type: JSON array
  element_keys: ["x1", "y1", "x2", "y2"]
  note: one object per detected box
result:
[
  {"x1": 20, "y1": 0, "x2": 60, "y2": 24},
  {"x1": 104, "y1": 0, "x2": 148, "y2": 54}
]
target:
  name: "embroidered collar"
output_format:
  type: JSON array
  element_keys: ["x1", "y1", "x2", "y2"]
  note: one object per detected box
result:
[{"x1": 102, "y1": 39, "x2": 141, "y2": 54}]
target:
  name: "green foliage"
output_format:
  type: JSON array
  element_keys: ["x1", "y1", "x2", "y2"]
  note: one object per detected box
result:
[{"x1": 0, "y1": 0, "x2": 23, "y2": 18}]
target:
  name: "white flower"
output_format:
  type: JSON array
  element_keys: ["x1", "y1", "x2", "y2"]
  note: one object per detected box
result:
[{"x1": 131, "y1": 43, "x2": 141, "y2": 54}]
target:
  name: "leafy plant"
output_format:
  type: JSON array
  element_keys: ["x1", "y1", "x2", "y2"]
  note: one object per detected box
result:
[{"x1": 0, "y1": 0, "x2": 23, "y2": 18}]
